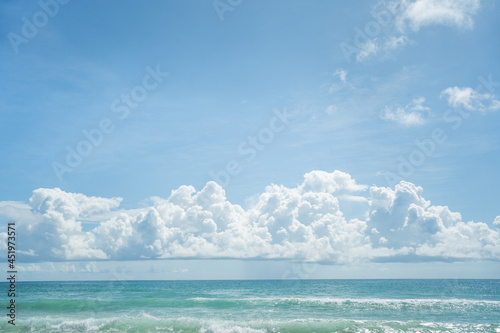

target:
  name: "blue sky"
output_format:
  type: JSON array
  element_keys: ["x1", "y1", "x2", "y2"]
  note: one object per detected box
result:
[{"x1": 1, "y1": 0, "x2": 500, "y2": 280}]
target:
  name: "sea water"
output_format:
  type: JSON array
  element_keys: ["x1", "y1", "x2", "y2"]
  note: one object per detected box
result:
[{"x1": 1, "y1": 279, "x2": 499, "y2": 332}]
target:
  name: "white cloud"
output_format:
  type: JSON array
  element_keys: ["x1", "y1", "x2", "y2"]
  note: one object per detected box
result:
[
  {"x1": 354, "y1": 0, "x2": 480, "y2": 62},
  {"x1": 368, "y1": 182, "x2": 500, "y2": 260},
  {"x1": 380, "y1": 97, "x2": 431, "y2": 126},
  {"x1": 327, "y1": 69, "x2": 349, "y2": 94},
  {"x1": 334, "y1": 69, "x2": 347, "y2": 83},
  {"x1": 300, "y1": 170, "x2": 368, "y2": 194},
  {"x1": 0, "y1": 189, "x2": 119, "y2": 260},
  {"x1": 384, "y1": 35, "x2": 409, "y2": 50},
  {"x1": 356, "y1": 36, "x2": 409, "y2": 62},
  {"x1": 356, "y1": 39, "x2": 379, "y2": 62},
  {"x1": 396, "y1": 0, "x2": 481, "y2": 31},
  {"x1": 0, "y1": 170, "x2": 498, "y2": 264},
  {"x1": 441, "y1": 86, "x2": 500, "y2": 112},
  {"x1": 494, "y1": 216, "x2": 500, "y2": 228},
  {"x1": 29, "y1": 187, "x2": 122, "y2": 219}
]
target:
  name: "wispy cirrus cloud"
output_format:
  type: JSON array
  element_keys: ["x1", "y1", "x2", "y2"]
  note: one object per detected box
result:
[
  {"x1": 380, "y1": 97, "x2": 431, "y2": 126},
  {"x1": 334, "y1": 69, "x2": 347, "y2": 83},
  {"x1": 356, "y1": 36, "x2": 410, "y2": 62}
]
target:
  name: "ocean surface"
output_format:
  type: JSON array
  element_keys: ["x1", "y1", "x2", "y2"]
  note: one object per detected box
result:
[{"x1": 1, "y1": 279, "x2": 499, "y2": 332}]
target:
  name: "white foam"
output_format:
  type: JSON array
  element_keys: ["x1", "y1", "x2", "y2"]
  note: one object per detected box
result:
[
  {"x1": 19, "y1": 312, "x2": 500, "y2": 333},
  {"x1": 199, "y1": 324, "x2": 266, "y2": 333},
  {"x1": 189, "y1": 295, "x2": 500, "y2": 308},
  {"x1": 48, "y1": 317, "x2": 113, "y2": 331}
]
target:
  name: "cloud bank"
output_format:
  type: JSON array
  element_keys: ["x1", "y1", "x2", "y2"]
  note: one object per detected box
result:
[{"x1": 1, "y1": 170, "x2": 499, "y2": 263}]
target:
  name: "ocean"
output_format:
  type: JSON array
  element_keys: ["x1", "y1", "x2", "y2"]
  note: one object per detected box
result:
[{"x1": 1, "y1": 279, "x2": 499, "y2": 332}]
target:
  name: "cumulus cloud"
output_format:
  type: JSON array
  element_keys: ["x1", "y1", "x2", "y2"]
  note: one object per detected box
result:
[
  {"x1": 396, "y1": 0, "x2": 481, "y2": 31},
  {"x1": 494, "y1": 216, "x2": 500, "y2": 228},
  {"x1": 0, "y1": 189, "x2": 121, "y2": 260},
  {"x1": 380, "y1": 97, "x2": 431, "y2": 126},
  {"x1": 368, "y1": 181, "x2": 500, "y2": 260},
  {"x1": 0, "y1": 170, "x2": 498, "y2": 264},
  {"x1": 441, "y1": 86, "x2": 500, "y2": 112}
]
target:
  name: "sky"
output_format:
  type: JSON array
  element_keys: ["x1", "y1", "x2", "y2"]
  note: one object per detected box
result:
[{"x1": 0, "y1": 0, "x2": 499, "y2": 280}]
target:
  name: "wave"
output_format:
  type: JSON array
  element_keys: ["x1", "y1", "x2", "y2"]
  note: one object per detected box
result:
[
  {"x1": 190, "y1": 296, "x2": 500, "y2": 306},
  {"x1": 2, "y1": 314, "x2": 499, "y2": 333},
  {"x1": 19, "y1": 296, "x2": 500, "y2": 321}
]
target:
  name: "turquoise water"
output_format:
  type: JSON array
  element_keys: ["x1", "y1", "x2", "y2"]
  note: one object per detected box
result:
[{"x1": 1, "y1": 279, "x2": 499, "y2": 332}]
